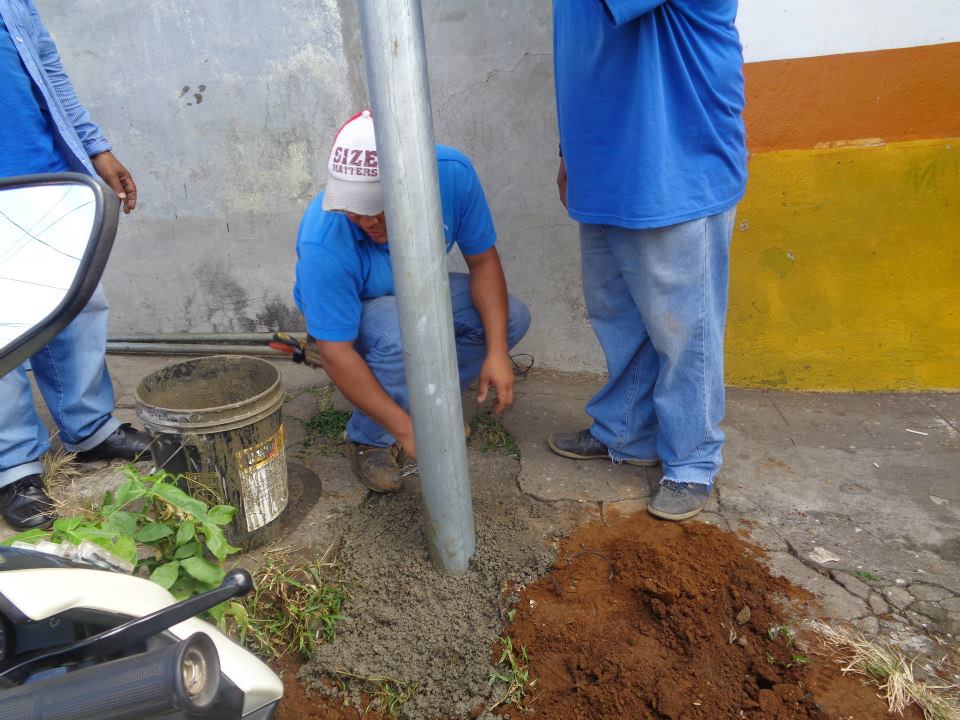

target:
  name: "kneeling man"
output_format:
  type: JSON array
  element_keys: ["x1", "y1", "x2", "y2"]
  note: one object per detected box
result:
[{"x1": 294, "y1": 110, "x2": 530, "y2": 492}]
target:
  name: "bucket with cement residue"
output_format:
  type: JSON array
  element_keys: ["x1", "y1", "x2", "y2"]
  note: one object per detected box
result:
[{"x1": 135, "y1": 355, "x2": 289, "y2": 550}]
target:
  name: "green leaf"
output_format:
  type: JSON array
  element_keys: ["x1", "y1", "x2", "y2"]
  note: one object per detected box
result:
[
  {"x1": 206, "y1": 505, "x2": 236, "y2": 526},
  {"x1": 181, "y1": 556, "x2": 224, "y2": 587},
  {"x1": 149, "y1": 482, "x2": 209, "y2": 522},
  {"x1": 52, "y1": 516, "x2": 84, "y2": 534},
  {"x1": 136, "y1": 522, "x2": 174, "y2": 542},
  {"x1": 175, "y1": 522, "x2": 196, "y2": 546},
  {"x1": 103, "y1": 511, "x2": 138, "y2": 537},
  {"x1": 113, "y1": 478, "x2": 147, "y2": 508},
  {"x1": 109, "y1": 535, "x2": 138, "y2": 565},
  {"x1": 170, "y1": 576, "x2": 200, "y2": 601},
  {"x1": 149, "y1": 561, "x2": 181, "y2": 589},
  {"x1": 175, "y1": 541, "x2": 202, "y2": 560},
  {"x1": 1, "y1": 528, "x2": 52, "y2": 546},
  {"x1": 206, "y1": 602, "x2": 226, "y2": 624},
  {"x1": 201, "y1": 523, "x2": 239, "y2": 562}
]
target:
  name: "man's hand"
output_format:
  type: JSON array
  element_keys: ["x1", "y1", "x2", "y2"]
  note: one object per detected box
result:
[
  {"x1": 557, "y1": 157, "x2": 568, "y2": 209},
  {"x1": 395, "y1": 424, "x2": 417, "y2": 460},
  {"x1": 91, "y1": 151, "x2": 137, "y2": 213},
  {"x1": 477, "y1": 351, "x2": 515, "y2": 414}
]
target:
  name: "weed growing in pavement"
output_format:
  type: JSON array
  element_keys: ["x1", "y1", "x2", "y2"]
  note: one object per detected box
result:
[
  {"x1": 3, "y1": 465, "x2": 240, "y2": 615},
  {"x1": 470, "y1": 413, "x2": 520, "y2": 458},
  {"x1": 300, "y1": 387, "x2": 351, "y2": 456},
  {"x1": 488, "y1": 635, "x2": 537, "y2": 711},
  {"x1": 854, "y1": 569, "x2": 882, "y2": 582},
  {"x1": 226, "y1": 548, "x2": 349, "y2": 661},
  {"x1": 822, "y1": 625, "x2": 960, "y2": 720}
]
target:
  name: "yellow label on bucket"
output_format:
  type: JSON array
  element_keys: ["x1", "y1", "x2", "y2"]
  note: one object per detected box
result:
[{"x1": 236, "y1": 425, "x2": 288, "y2": 531}]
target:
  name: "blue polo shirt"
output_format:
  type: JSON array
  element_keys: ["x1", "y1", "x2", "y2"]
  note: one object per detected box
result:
[
  {"x1": 554, "y1": 0, "x2": 747, "y2": 229},
  {"x1": 0, "y1": 14, "x2": 71, "y2": 176},
  {"x1": 294, "y1": 145, "x2": 496, "y2": 342}
]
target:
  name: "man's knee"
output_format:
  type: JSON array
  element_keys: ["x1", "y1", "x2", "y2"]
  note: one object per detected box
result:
[{"x1": 507, "y1": 296, "x2": 531, "y2": 347}]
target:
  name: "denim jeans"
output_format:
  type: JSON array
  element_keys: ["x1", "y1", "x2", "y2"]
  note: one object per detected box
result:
[
  {"x1": 347, "y1": 272, "x2": 531, "y2": 447},
  {"x1": 580, "y1": 209, "x2": 736, "y2": 486},
  {"x1": 0, "y1": 285, "x2": 120, "y2": 488}
]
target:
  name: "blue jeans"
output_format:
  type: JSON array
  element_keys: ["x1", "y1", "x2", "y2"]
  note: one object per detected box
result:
[
  {"x1": 347, "y1": 272, "x2": 531, "y2": 447},
  {"x1": 0, "y1": 285, "x2": 120, "y2": 488},
  {"x1": 580, "y1": 209, "x2": 736, "y2": 486}
]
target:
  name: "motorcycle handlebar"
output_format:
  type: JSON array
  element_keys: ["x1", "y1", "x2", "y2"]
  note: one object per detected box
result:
[{"x1": 0, "y1": 632, "x2": 221, "y2": 720}]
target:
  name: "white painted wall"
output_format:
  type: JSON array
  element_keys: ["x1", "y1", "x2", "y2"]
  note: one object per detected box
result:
[{"x1": 738, "y1": 0, "x2": 960, "y2": 63}]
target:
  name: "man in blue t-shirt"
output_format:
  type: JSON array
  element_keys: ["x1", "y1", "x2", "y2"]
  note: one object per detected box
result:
[
  {"x1": 548, "y1": 1, "x2": 748, "y2": 521},
  {"x1": 0, "y1": 0, "x2": 151, "y2": 530},
  {"x1": 295, "y1": 110, "x2": 530, "y2": 492}
]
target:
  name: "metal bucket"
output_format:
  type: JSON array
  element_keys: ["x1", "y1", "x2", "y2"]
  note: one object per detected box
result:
[{"x1": 135, "y1": 356, "x2": 289, "y2": 550}]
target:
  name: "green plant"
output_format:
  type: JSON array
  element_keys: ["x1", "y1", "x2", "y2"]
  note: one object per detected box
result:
[
  {"x1": 226, "y1": 549, "x2": 349, "y2": 661},
  {"x1": 470, "y1": 413, "x2": 520, "y2": 458},
  {"x1": 488, "y1": 635, "x2": 537, "y2": 711},
  {"x1": 333, "y1": 671, "x2": 419, "y2": 718},
  {"x1": 374, "y1": 679, "x2": 420, "y2": 717},
  {"x1": 767, "y1": 624, "x2": 796, "y2": 647},
  {"x1": 854, "y1": 570, "x2": 882, "y2": 582},
  {"x1": 3, "y1": 466, "x2": 239, "y2": 606},
  {"x1": 301, "y1": 392, "x2": 351, "y2": 456}
]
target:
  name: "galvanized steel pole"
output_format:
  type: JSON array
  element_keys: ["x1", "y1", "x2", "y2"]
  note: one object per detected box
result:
[{"x1": 356, "y1": 0, "x2": 475, "y2": 573}]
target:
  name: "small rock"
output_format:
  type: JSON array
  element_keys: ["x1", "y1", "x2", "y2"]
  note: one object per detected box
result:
[
  {"x1": 895, "y1": 578, "x2": 907, "y2": 586},
  {"x1": 855, "y1": 615, "x2": 880, "y2": 636},
  {"x1": 736, "y1": 606, "x2": 752, "y2": 625},
  {"x1": 940, "y1": 597, "x2": 960, "y2": 613},
  {"x1": 868, "y1": 593, "x2": 889, "y2": 615},
  {"x1": 910, "y1": 584, "x2": 952, "y2": 602},
  {"x1": 809, "y1": 546, "x2": 841, "y2": 564},
  {"x1": 737, "y1": 636, "x2": 748, "y2": 648},
  {"x1": 883, "y1": 586, "x2": 914, "y2": 611},
  {"x1": 911, "y1": 601, "x2": 947, "y2": 625},
  {"x1": 929, "y1": 495, "x2": 949, "y2": 506},
  {"x1": 945, "y1": 612, "x2": 960, "y2": 636},
  {"x1": 832, "y1": 571, "x2": 871, "y2": 600}
]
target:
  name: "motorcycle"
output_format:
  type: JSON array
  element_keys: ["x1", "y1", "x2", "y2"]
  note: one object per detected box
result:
[{"x1": 0, "y1": 173, "x2": 284, "y2": 719}]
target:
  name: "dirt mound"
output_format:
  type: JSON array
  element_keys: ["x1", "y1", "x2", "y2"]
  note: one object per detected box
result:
[
  {"x1": 503, "y1": 511, "x2": 922, "y2": 720},
  {"x1": 301, "y1": 451, "x2": 557, "y2": 719}
]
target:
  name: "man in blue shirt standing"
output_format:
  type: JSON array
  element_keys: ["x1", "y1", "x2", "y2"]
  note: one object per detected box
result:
[
  {"x1": 548, "y1": 0, "x2": 748, "y2": 520},
  {"x1": 0, "y1": 0, "x2": 151, "y2": 529},
  {"x1": 295, "y1": 110, "x2": 530, "y2": 492}
]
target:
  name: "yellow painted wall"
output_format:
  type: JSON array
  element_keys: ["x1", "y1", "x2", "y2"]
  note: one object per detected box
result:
[{"x1": 727, "y1": 139, "x2": 960, "y2": 390}]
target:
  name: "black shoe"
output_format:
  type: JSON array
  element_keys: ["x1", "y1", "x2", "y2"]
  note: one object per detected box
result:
[
  {"x1": 647, "y1": 479, "x2": 712, "y2": 521},
  {"x1": 547, "y1": 428, "x2": 659, "y2": 467},
  {"x1": 75, "y1": 423, "x2": 154, "y2": 463},
  {"x1": 1, "y1": 474, "x2": 55, "y2": 530}
]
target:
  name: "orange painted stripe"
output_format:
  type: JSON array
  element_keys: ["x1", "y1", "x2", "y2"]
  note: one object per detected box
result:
[{"x1": 744, "y1": 42, "x2": 960, "y2": 152}]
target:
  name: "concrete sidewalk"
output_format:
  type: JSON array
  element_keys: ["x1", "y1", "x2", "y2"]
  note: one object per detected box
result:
[{"x1": 8, "y1": 355, "x2": 959, "y2": 668}]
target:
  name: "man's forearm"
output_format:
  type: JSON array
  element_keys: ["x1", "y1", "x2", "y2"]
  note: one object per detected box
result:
[
  {"x1": 317, "y1": 343, "x2": 411, "y2": 439},
  {"x1": 467, "y1": 254, "x2": 510, "y2": 355}
]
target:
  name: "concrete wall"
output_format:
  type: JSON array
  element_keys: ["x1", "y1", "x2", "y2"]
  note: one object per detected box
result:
[{"x1": 39, "y1": 1, "x2": 960, "y2": 388}]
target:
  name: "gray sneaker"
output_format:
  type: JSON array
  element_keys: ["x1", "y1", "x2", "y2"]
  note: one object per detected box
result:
[
  {"x1": 547, "y1": 428, "x2": 659, "y2": 467},
  {"x1": 647, "y1": 479, "x2": 712, "y2": 521}
]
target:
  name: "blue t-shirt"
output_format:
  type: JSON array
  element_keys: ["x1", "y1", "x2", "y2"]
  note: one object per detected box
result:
[
  {"x1": 0, "y1": 16, "x2": 71, "y2": 176},
  {"x1": 294, "y1": 145, "x2": 496, "y2": 342},
  {"x1": 553, "y1": 0, "x2": 747, "y2": 229}
]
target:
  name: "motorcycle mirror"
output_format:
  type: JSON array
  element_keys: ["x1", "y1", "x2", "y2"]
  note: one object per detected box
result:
[{"x1": 0, "y1": 173, "x2": 118, "y2": 378}]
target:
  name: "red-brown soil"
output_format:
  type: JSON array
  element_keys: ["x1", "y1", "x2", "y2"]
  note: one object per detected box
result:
[
  {"x1": 274, "y1": 658, "x2": 385, "y2": 720},
  {"x1": 501, "y1": 512, "x2": 921, "y2": 720}
]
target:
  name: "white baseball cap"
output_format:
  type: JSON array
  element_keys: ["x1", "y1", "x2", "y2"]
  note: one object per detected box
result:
[{"x1": 321, "y1": 109, "x2": 385, "y2": 215}]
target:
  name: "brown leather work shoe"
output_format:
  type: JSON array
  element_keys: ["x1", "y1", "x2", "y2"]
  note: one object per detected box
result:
[{"x1": 345, "y1": 440, "x2": 403, "y2": 493}]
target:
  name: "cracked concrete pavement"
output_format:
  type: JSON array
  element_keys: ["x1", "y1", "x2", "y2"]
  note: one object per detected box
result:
[{"x1": 8, "y1": 357, "x2": 958, "y2": 671}]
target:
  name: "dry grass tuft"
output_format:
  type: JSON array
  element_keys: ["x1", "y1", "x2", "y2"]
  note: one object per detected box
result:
[
  {"x1": 41, "y1": 447, "x2": 89, "y2": 515},
  {"x1": 821, "y1": 625, "x2": 960, "y2": 720}
]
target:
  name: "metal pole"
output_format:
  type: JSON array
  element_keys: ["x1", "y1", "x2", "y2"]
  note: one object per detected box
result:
[{"x1": 356, "y1": 0, "x2": 475, "y2": 573}]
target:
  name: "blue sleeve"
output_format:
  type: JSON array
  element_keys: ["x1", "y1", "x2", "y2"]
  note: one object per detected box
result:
[
  {"x1": 27, "y1": 1, "x2": 110, "y2": 157},
  {"x1": 600, "y1": 0, "x2": 668, "y2": 26},
  {"x1": 452, "y1": 160, "x2": 497, "y2": 257},
  {"x1": 295, "y1": 214, "x2": 364, "y2": 342}
]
